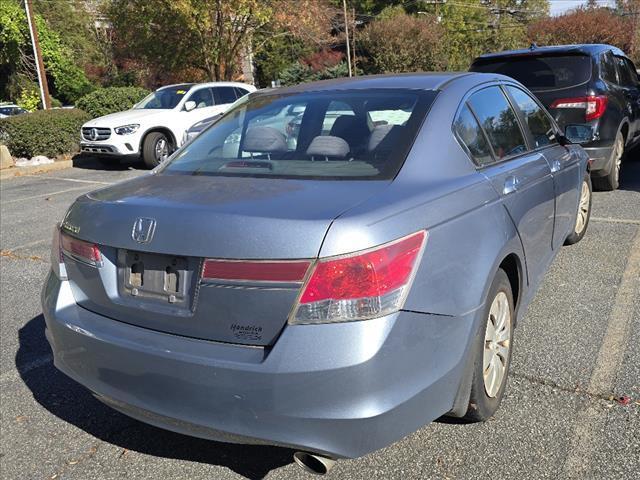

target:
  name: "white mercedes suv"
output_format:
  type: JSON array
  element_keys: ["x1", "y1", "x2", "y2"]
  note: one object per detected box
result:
[{"x1": 80, "y1": 82, "x2": 256, "y2": 168}]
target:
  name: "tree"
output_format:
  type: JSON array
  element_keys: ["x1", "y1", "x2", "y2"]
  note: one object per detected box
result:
[
  {"x1": 359, "y1": 12, "x2": 447, "y2": 74},
  {"x1": 108, "y1": 0, "x2": 335, "y2": 83},
  {"x1": 428, "y1": 0, "x2": 548, "y2": 71},
  {"x1": 528, "y1": 6, "x2": 636, "y2": 56},
  {"x1": 0, "y1": 0, "x2": 93, "y2": 104}
]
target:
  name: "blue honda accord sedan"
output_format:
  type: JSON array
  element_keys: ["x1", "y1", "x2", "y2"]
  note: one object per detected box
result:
[{"x1": 42, "y1": 73, "x2": 592, "y2": 473}]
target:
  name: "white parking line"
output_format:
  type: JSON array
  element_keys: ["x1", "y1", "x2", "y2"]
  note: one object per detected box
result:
[
  {"x1": 0, "y1": 354, "x2": 53, "y2": 385},
  {"x1": 2, "y1": 186, "x2": 91, "y2": 204},
  {"x1": 591, "y1": 216, "x2": 640, "y2": 226},
  {"x1": 562, "y1": 225, "x2": 640, "y2": 479},
  {"x1": 23, "y1": 175, "x2": 113, "y2": 185}
]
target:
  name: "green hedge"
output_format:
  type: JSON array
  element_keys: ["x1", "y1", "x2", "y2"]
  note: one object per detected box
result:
[
  {"x1": 0, "y1": 109, "x2": 90, "y2": 158},
  {"x1": 75, "y1": 86, "x2": 150, "y2": 119}
]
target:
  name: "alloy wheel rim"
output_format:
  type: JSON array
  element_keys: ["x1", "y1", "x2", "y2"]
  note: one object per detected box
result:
[
  {"x1": 155, "y1": 137, "x2": 169, "y2": 162},
  {"x1": 483, "y1": 291, "x2": 511, "y2": 398},
  {"x1": 614, "y1": 138, "x2": 623, "y2": 182},
  {"x1": 574, "y1": 180, "x2": 590, "y2": 234}
]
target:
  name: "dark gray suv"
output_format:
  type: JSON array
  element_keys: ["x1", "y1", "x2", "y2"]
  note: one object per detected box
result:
[{"x1": 471, "y1": 44, "x2": 640, "y2": 190}]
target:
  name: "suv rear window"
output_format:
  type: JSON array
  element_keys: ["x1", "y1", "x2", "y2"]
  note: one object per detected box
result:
[
  {"x1": 471, "y1": 55, "x2": 592, "y2": 90},
  {"x1": 161, "y1": 89, "x2": 436, "y2": 180}
]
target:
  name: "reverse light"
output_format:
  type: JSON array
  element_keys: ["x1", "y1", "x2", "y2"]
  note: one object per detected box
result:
[
  {"x1": 60, "y1": 231, "x2": 102, "y2": 266},
  {"x1": 291, "y1": 231, "x2": 427, "y2": 324},
  {"x1": 114, "y1": 124, "x2": 140, "y2": 135},
  {"x1": 550, "y1": 95, "x2": 608, "y2": 122}
]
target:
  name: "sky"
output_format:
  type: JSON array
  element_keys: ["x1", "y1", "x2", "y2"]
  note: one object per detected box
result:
[{"x1": 549, "y1": 0, "x2": 616, "y2": 16}]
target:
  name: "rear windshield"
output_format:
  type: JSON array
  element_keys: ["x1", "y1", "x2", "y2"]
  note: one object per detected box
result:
[
  {"x1": 160, "y1": 89, "x2": 436, "y2": 180},
  {"x1": 471, "y1": 55, "x2": 592, "y2": 90}
]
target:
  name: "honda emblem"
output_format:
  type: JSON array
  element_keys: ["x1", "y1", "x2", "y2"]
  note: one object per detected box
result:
[{"x1": 132, "y1": 218, "x2": 156, "y2": 244}]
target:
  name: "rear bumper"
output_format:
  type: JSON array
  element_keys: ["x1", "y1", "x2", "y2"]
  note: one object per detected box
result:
[
  {"x1": 42, "y1": 272, "x2": 477, "y2": 459},
  {"x1": 584, "y1": 144, "x2": 613, "y2": 175}
]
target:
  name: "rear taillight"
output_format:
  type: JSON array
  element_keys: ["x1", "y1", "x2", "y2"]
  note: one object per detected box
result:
[
  {"x1": 550, "y1": 95, "x2": 608, "y2": 122},
  {"x1": 60, "y1": 231, "x2": 102, "y2": 266},
  {"x1": 50, "y1": 225, "x2": 67, "y2": 280},
  {"x1": 202, "y1": 259, "x2": 311, "y2": 283},
  {"x1": 291, "y1": 231, "x2": 427, "y2": 324}
]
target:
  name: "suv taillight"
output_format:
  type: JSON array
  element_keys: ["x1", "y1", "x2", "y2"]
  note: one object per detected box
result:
[
  {"x1": 550, "y1": 95, "x2": 608, "y2": 122},
  {"x1": 290, "y1": 231, "x2": 427, "y2": 324}
]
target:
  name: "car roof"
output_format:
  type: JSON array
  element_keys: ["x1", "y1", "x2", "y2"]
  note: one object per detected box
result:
[
  {"x1": 253, "y1": 72, "x2": 485, "y2": 97},
  {"x1": 157, "y1": 82, "x2": 253, "y2": 91},
  {"x1": 474, "y1": 43, "x2": 627, "y2": 62}
]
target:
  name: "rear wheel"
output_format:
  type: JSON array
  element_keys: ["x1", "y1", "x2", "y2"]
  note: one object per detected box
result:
[
  {"x1": 593, "y1": 132, "x2": 624, "y2": 191},
  {"x1": 142, "y1": 132, "x2": 172, "y2": 169},
  {"x1": 464, "y1": 269, "x2": 514, "y2": 422},
  {"x1": 565, "y1": 172, "x2": 592, "y2": 245}
]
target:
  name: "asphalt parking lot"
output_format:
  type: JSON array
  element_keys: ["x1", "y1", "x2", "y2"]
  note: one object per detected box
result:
[{"x1": 1, "y1": 154, "x2": 639, "y2": 480}]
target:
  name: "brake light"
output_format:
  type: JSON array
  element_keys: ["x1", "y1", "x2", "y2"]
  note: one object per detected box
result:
[
  {"x1": 202, "y1": 259, "x2": 311, "y2": 283},
  {"x1": 550, "y1": 95, "x2": 608, "y2": 122},
  {"x1": 291, "y1": 231, "x2": 427, "y2": 324},
  {"x1": 60, "y1": 231, "x2": 102, "y2": 266}
]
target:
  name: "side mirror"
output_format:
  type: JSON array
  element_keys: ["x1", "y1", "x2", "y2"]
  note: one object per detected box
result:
[
  {"x1": 184, "y1": 101, "x2": 197, "y2": 112},
  {"x1": 562, "y1": 124, "x2": 594, "y2": 145}
]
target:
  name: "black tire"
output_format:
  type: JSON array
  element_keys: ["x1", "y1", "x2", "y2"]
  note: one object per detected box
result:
[
  {"x1": 592, "y1": 131, "x2": 624, "y2": 191},
  {"x1": 142, "y1": 132, "x2": 172, "y2": 169},
  {"x1": 564, "y1": 171, "x2": 592, "y2": 245},
  {"x1": 463, "y1": 269, "x2": 514, "y2": 422}
]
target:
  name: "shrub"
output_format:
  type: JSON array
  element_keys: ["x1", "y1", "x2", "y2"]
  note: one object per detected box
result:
[
  {"x1": 279, "y1": 61, "x2": 350, "y2": 86},
  {"x1": 359, "y1": 12, "x2": 447, "y2": 74},
  {"x1": 0, "y1": 108, "x2": 90, "y2": 158},
  {"x1": 75, "y1": 86, "x2": 149, "y2": 119}
]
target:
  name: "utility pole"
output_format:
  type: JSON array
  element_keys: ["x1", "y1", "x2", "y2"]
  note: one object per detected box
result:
[
  {"x1": 24, "y1": 0, "x2": 50, "y2": 109},
  {"x1": 352, "y1": 7, "x2": 357, "y2": 76},
  {"x1": 343, "y1": 0, "x2": 352, "y2": 77}
]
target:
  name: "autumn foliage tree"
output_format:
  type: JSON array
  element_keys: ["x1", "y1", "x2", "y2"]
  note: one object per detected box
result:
[
  {"x1": 528, "y1": 7, "x2": 636, "y2": 59},
  {"x1": 108, "y1": 0, "x2": 335, "y2": 84}
]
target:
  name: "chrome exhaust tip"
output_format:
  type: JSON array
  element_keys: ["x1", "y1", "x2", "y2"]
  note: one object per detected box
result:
[{"x1": 293, "y1": 451, "x2": 336, "y2": 475}]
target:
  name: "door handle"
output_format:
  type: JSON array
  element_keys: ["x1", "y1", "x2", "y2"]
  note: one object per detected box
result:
[
  {"x1": 550, "y1": 159, "x2": 561, "y2": 173},
  {"x1": 503, "y1": 176, "x2": 520, "y2": 195}
]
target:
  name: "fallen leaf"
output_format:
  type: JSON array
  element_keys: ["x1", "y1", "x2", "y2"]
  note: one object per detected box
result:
[{"x1": 15, "y1": 415, "x2": 27, "y2": 423}]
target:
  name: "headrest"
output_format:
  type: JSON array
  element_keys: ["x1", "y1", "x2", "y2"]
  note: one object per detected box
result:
[
  {"x1": 306, "y1": 136, "x2": 350, "y2": 158},
  {"x1": 243, "y1": 126, "x2": 288, "y2": 153},
  {"x1": 368, "y1": 125, "x2": 402, "y2": 154}
]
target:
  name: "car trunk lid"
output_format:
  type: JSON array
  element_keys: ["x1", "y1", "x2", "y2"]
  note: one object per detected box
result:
[{"x1": 61, "y1": 174, "x2": 387, "y2": 345}]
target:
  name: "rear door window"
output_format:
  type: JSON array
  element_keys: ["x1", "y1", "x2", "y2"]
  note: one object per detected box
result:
[
  {"x1": 615, "y1": 56, "x2": 639, "y2": 87},
  {"x1": 472, "y1": 55, "x2": 592, "y2": 91},
  {"x1": 213, "y1": 87, "x2": 239, "y2": 105},
  {"x1": 234, "y1": 87, "x2": 250, "y2": 98},
  {"x1": 453, "y1": 104, "x2": 494, "y2": 166},
  {"x1": 467, "y1": 87, "x2": 527, "y2": 160},
  {"x1": 601, "y1": 51, "x2": 619, "y2": 83},
  {"x1": 623, "y1": 59, "x2": 640, "y2": 85},
  {"x1": 506, "y1": 86, "x2": 558, "y2": 148}
]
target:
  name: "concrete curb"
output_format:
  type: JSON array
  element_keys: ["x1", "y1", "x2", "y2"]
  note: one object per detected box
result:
[{"x1": 0, "y1": 160, "x2": 73, "y2": 181}]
